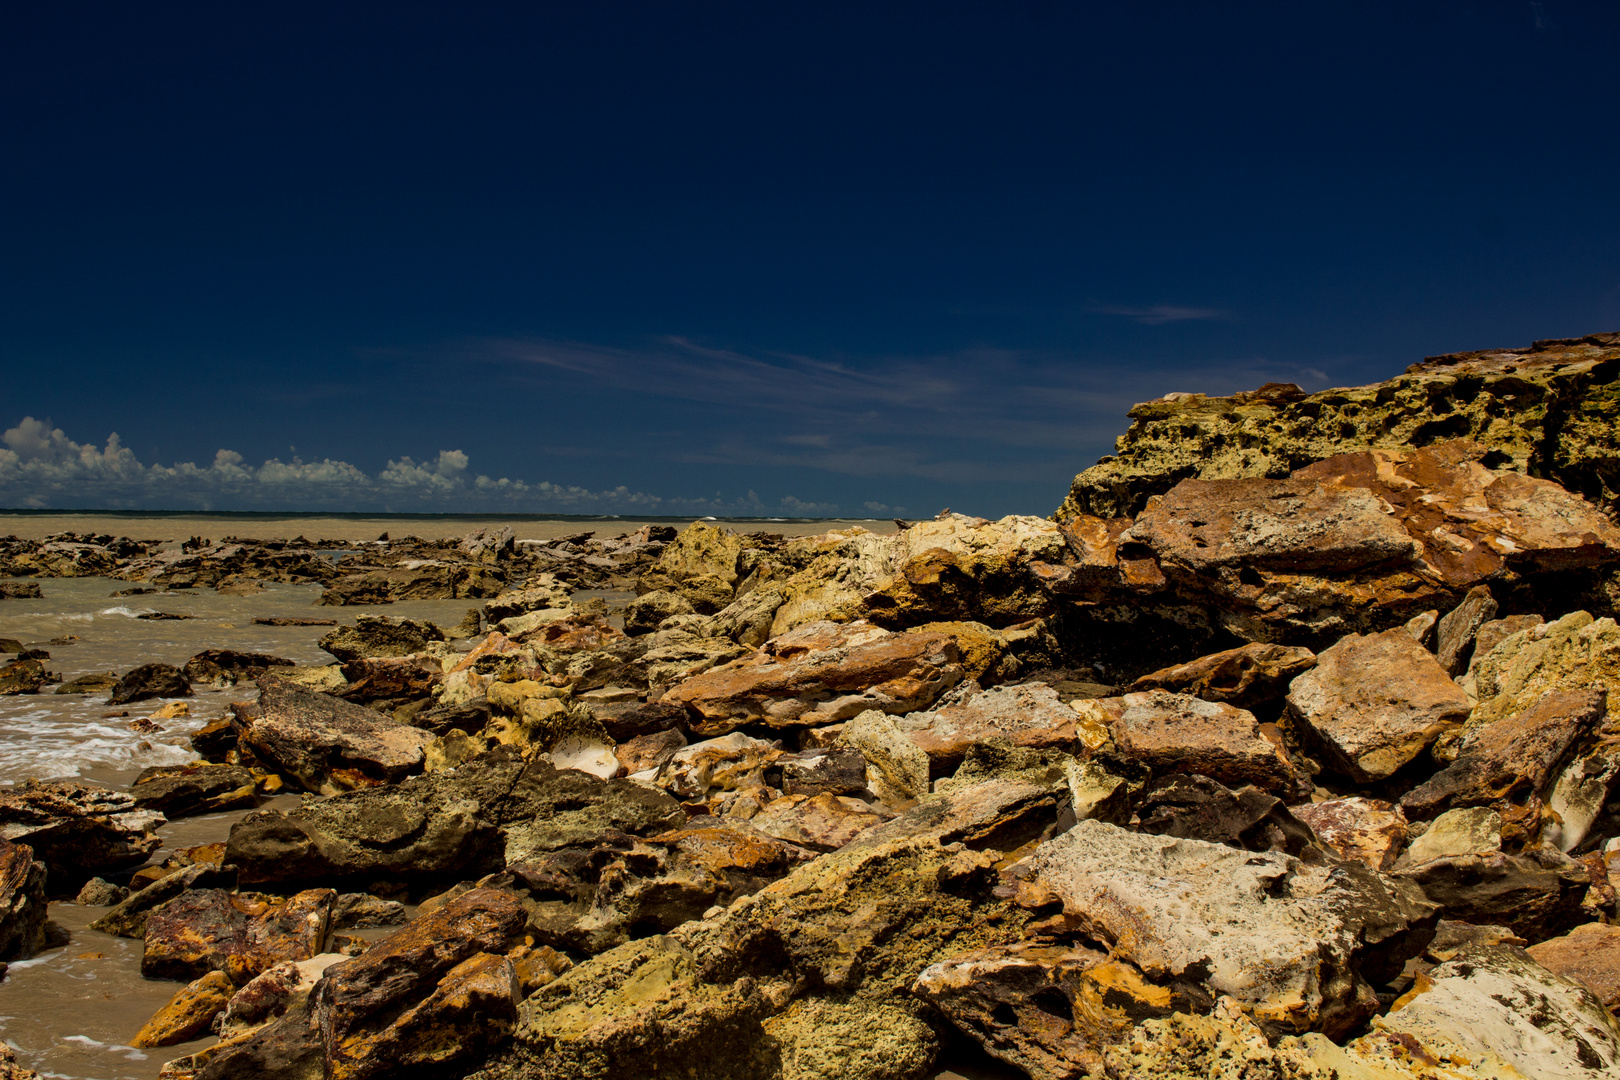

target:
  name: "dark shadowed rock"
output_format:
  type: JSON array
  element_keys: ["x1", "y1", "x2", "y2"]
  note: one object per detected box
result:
[
  {"x1": 0, "y1": 778, "x2": 164, "y2": 893},
  {"x1": 90, "y1": 863, "x2": 240, "y2": 938},
  {"x1": 109, "y1": 663, "x2": 191, "y2": 704},
  {"x1": 317, "y1": 616, "x2": 445, "y2": 663},
  {"x1": 0, "y1": 659, "x2": 49, "y2": 696},
  {"x1": 1132, "y1": 775, "x2": 1318, "y2": 856},
  {"x1": 131, "y1": 764, "x2": 259, "y2": 817},
  {"x1": 0, "y1": 839, "x2": 47, "y2": 961},
  {"x1": 1393, "y1": 846, "x2": 1590, "y2": 943},
  {"x1": 182, "y1": 649, "x2": 296, "y2": 687}
]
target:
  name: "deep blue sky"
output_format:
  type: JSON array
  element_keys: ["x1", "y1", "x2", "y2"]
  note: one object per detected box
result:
[{"x1": 3, "y1": 2, "x2": 1617, "y2": 516}]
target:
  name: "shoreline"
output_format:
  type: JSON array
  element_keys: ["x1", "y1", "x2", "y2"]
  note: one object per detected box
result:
[{"x1": 0, "y1": 512, "x2": 893, "y2": 543}]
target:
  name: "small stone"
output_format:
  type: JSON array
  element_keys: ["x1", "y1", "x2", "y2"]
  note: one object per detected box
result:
[
  {"x1": 73, "y1": 877, "x2": 129, "y2": 906},
  {"x1": 130, "y1": 970, "x2": 234, "y2": 1047}
]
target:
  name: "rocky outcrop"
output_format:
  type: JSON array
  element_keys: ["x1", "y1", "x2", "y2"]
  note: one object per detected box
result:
[
  {"x1": 0, "y1": 779, "x2": 163, "y2": 893},
  {"x1": 1057, "y1": 331, "x2": 1620, "y2": 521},
  {"x1": 182, "y1": 649, "x2": 296, "y2": 687},
  {"x1": 142, "y1": 887, "x2": 336, "y2": 984},
  {"x1": 241, "y1": 677, "x2": 431, "y2": 795},
  {"x1": 130, "y1": 763, "x2": 259, "y2": 817},
  {"x1": 317, "y1": 616, "x2": 445, "y2": 663}
]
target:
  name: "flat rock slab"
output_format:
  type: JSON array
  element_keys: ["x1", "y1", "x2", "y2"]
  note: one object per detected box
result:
[
  {"x1": 130, "y1": 763, "x2": 258, "y2": 817},
  {"x1": 1286, "y1": 627, "x2": 1470, "y2": 782},
  {"x1": 1102, "y1": 690, "x2": 1302, "y2": 795},
  {"x1": 244, "y1": 676, "x2": 432, "y2": 795},
  {"x1": 0, "y1": 778, "x2": 164, "y2": 893},
  {"x1": 662, "y1": 619, "x2": 964, "y2": 736},
  {"x1": 748, "y1": 793, "x2": 889, "y2": 852},
  {"x1": 1025, "y1": 819, "x2": 1434, "y2": 1039},
  {"x1": 897, "y1": 683, "x2": 1078, "y2": 771}
]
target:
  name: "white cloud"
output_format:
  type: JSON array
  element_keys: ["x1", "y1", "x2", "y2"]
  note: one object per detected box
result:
[{"x1": 0, "y1": 416, "x2": 850, "y2": 515}]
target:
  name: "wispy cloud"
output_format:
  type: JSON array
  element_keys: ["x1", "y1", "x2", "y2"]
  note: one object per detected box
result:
[{"x1": 1086, "y1": 303, "x2": 1232, "y2": 325}]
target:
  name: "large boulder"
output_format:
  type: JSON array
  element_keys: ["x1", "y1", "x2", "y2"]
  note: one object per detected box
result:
[
  {"x1": 0, "y1": 779, "x2": 163, "y2": 893},
  {"x1": 1285, "y1": 627, "x2": 1471, "y2": 783},
  {"x1": 1015, "y1": 820, "x2": 1436, "y2": 1041},
  {"x1": 661, "y1": 620, "x2": 963, "y2": 737},
  {"x1": 241, "y1": 677, "x2": 431, "y2": 795},
  {"x1": 1056, "y1": 332, "x2": 1620, "y2": 521}
]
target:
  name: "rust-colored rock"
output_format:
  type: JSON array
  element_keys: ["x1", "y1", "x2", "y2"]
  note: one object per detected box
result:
[
  {"x1": 1290, "y1": 797, "x2": 1408, "y2": 871},
  {"x1": 1105, "y1": 690, "x2": 1303, "y2": 795},
  {"x1": 1128, "y1": 643, "x2": 1316, "y2": 713},
  {"x1": 661, "y1": 619, "x2": 963, "y2": 736},
  {"x1": 130, "y1": 763, "x2": 258, "y2": 817},
  {"x1": 1527, "y1": 921, "x2": 1620, "y2": 1012},
  {"x1": 0, "y1": 778, "x2": 163, "y2": 893},
  {"x1": 131, "y1": 970, "x2": 235, "y2": 1047},
  {"x1": 1286, "y1": 628, "x2": 1471, "y2": 783},
  {"x1": 142, "y1": 887, "x2": 336, "y2": 984},
  {"x1": 1401, "y1": 686, "x2": 1606, "y2": 827},
  {"x1": 241, "y1": 676, "x2": 431, "y2": 795}
]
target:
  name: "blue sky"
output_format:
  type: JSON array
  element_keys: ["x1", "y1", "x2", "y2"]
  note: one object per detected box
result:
[{"x1": 3, "y1": 2, "x2": 1618, "y2": 516}]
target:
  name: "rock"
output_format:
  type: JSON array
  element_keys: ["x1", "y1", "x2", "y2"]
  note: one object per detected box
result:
[
  {"x1": 52, "y1": 671, "x2": 118, "y2": 695},
  {"x1": 1527, "y1": 922, "x2": 1620, "y2": 1012},
  {"x1": 330, "y1": 893, "x2": 406, "y2": 930},
  {"x1": 1403, "y1": 807, "x2": 1502, "y2": 864},
  {"x1": 1056, "y1": 332, "x2": 1620, "y2": 521},
  {"x1": 496, "y1": 608, "x2": 577, "y2": 637},
  {"x1": 1466, "y1": 611, "x2": 1620, "y2": 742},
  {"x1": 765, "y1": 998, "x2": 938, "y2": 1080},
  {"x1": 548, "y1": 732, "x2": 620, "y2": 779},
  {"x1": 0, "y1": 582, "x2": 42, "y2": 598},
  {"x1": 336, "y1": 656, "x2": 441, "y2": 704},
  {"x1": 662, "y1": 620, "x2": 963, "y2": 737},
  {"x1": 653, "y1": 733, "x2": 783, "y2": 801},
  {"x1": 142, "y1": 887, "x2": 336, "y2": 984},
  {"x1": 276, "y1": 664, "x2": 349, "y2": 693},
  {"x1": 90, "y1": 862, "x2": 239, "y2": 938},
  {"x1": 1290, "y1": 797, "x2": 1407, "y2": 871},
  {"x1": 895, "y1": 683, "x2": 1081, "y2": 775},
  {"x1": 182, "y1": 649, "x2": 296, "y2": 687},
  {"x1": 1022, "y1": 819, "x2": 1436, "y2": 1039},
  {"x1": 242, "y1": 676, "x2": 431, "y2": 795},
  {"x1": 483, "y1": 579, "x2": 571, "y2": 623},
  {"x1": 1465, "y1": 613, "x2": 1545, "y2": 677},
  {"x1": 1435, "y1": 585, "x2": 1499, "y2": 676},
  {"x1": 0, "y1": 778, "x2": 164, "y2": 893},
  {"x1": 1104, "y1": 690, "x2": 1304, "y2": 796},
  {"x1": 1132, "y1": 775, "x2": 1318, "y2": 856},
  {"x1": 318, "y1": 563, "x2": 505, "y2": 605},
  {"x1": 1285, "y1": 628, "x2": 1470, "y2": 783},
  {"x1": 1063, "y1": 759, "x2": 1131, "y2": 824},
  {"x1": 108, "y1": 662, "x2": 192, "y2": 704},
  {"x1": 1403, "y1": 608, "x2": 1439, "y2": 646},
  {"x1": 323, "y1": 950, "x2": 520, "y2": 1080},
  {"x1": 226, "y1": 751, "x2": 684, "y2": 890},
  {"x1": 1370, "y1": 943, "x2": 1620, "y2": 1078},
  {"x1": 640, "y1": 521, "x2": 745, "y2": 592},
  {"x1": 841, "y1": 709, "x2": 930, "y2": 805},
  {"x1": 130, "y1": 763, "x2": 259, "y2": 817},
  {"x1": 0, "y1": 658, "x2": 49, "y2": 695},
  {"x1": 779, "y1": 747, "x2": 868, "y2": 798},
  {"x1": 1393, "y1": 846, "x2": 1589, "y2": 942},
  {"x1": 484, "y1": 778, "x2": 1062, "y2": 1080},
  {"x1": 460, "y1": 524, "x2": 516, "y2": 563},
  {"x1": 622, "y1": 589, "x2": 695, "y2": 634},
  {"x1": 614, "y1": 728, "x2": 686, "y2": 776},
  {"x1": 73, "y1": 876, "x2": 128, "y2": 906},
  {"x1": 748, "y1": 792, "x2": 889, "y2": 851},
  {"x1": 917, "y1": 940, "x2": 1172, "y2": 1079},
  {"x1": 0, "y1": 839, "x2": 47, "y2": 960},
  {"x1": 132, "y1": 970, "x2": 236, "y2": 1047},
  {"x1": 215, "y1": 953, "x2": 350, "y2": 1041},
  {"x1": 317, "y1": 616, "x2": 446, "y2": 663},
  {"x1": 1401, "y1": 686, "x2": 1606, "y2": 828},
  {"x1": 1127, "y1": 642, "x2": 1316, "y2": 714}
]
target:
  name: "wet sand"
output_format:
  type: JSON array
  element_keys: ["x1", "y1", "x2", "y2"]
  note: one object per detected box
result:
[{"x1": 0, "y1": 513, "x2": 889, "y2": 544}]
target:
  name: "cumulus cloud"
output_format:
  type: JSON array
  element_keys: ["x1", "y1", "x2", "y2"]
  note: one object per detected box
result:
[{"x1": 0, "y1": 417, "x2": 853, "y2": 515}]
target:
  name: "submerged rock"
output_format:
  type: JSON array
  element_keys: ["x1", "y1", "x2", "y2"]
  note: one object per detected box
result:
[{"x1": 108, "y1": 662, "x2": 192, "y2": 704}]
